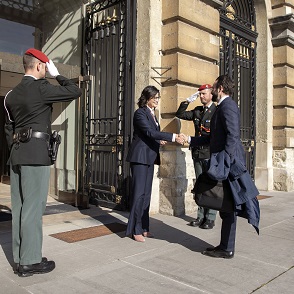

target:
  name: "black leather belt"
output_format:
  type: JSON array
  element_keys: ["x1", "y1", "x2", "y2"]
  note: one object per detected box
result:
[
  {"x1": 13, "y1": 129, "x2": 50, "y2": 144},
  {"x1": 31, "y1": 131, "x2": 50, "y2": 141},
  {"x1": 192, "y1": 146, "x2": 208, "y2": 150}
]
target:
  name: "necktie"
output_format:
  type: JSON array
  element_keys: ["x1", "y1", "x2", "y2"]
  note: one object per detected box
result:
[{"x1": 201, "y1": 107, "x2": 208, "y2": 118}]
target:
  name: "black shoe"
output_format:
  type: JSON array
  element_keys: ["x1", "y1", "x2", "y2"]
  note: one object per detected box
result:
[
  {"x1": 18, "y1": 260, "x2": 55, "y2": 277},
  {"x1": 14, "y1": 257, "x2": 48, "y2": 274},
  {"x1": 202, "y1": 247, "x2": 234, "y2": 259},
  {"x1": 205, "y1": 245, "x2": 220, "y2": 252},
  {"x1": 189, "y1": 218, "x2": 203, "y2": 227},
  {"x1": 199, "y1": 220, "x2": 215, "y2": 229}
]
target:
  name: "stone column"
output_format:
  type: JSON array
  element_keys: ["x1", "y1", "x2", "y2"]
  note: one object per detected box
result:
[
  {"x1": 270, "y1": 7, "x2": 294, "y2": 191},
  {"x1": 159, "y1": 0, "x2": 220, "y2": 215},
  {"x1": 134, "y1": 0, "x2": 164, "y2": 214},
  {"x1": 254, "y1": 0, "x2": 274, "y2": 191}
]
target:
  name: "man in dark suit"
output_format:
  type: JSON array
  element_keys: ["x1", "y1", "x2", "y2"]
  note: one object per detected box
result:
[
  {"x1": 4, "y1": 48, "x2": 82, "y2": 276},
  {"x1": 176, "y1": 84, "x2": 217, "y2": 229},
  {"x1": 126, "y1": 85, "x2": 184, "y2": 242},
  {"x1": 188, "y1": 75, "x2": 245, "y2": 259}
]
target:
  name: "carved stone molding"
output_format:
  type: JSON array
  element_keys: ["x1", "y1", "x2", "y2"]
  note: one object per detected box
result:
[{"x1": 269, "y1": 14, "x2": 294, "y2": 48}]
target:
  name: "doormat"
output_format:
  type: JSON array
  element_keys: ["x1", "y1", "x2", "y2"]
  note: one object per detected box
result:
[
  {"x1": 257, "y1": 195, "x2": 273, "y2": 200},
  {"x1": 50, "y1": 222, "x2": 127, "y2": 243}
]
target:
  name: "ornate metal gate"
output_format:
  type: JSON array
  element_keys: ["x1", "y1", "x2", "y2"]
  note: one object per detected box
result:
[
  {"x1": 219, "y1": 0, "x2": 257, "y2": 176},
  {"x1": 83, "y1": 0, "x2": 135, "y2": 209}
]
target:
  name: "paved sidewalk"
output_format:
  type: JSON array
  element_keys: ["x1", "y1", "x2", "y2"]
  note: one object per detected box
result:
[{"x1": 0, "y1": 183, "x2": 293, "y2": 294}]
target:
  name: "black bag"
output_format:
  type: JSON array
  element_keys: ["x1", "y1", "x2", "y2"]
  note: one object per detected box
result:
[{"x1": 193, "y1": 172, "x2": 234, "y2": 212}]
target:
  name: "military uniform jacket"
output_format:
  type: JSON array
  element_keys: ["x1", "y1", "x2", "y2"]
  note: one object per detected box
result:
[
  {"x1": 4, "y1": 75, "x2": 82, "y2": 166},
  {"x1": 176, "y1": 101, "x2": 217, "y2": 159}
]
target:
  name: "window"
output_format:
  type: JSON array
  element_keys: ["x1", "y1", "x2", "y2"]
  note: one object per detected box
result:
[{"x1": 0, "y1": 18, "x2": 34, "y2": 55}]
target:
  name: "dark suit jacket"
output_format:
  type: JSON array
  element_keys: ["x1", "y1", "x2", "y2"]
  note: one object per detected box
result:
[
  {"x1": 190, "y1": 97, "x2": 245, "y2": 163},
  {"x1": 4, "y1": 75, "x2": 82, "y2": 166},
  {"x1": 126, "y1": 106, "x2": 173, "y2": 165},
  {"x1": 191, "y1": 97, "x2": 260, "y2": 233},
  {"x1": 176, "y1": 101, "x2": 216, "y2": 159}
]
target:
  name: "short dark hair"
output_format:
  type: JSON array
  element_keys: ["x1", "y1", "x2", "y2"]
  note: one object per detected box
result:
[
  {"x1": 215, "y1": 75, "x2": 234, "y2": 96},
  {"x1": 23, "y1": 54, "x2": 38, "y2": 71},
  {"x1": 137, "y1": 85, "x2": 159, "y2": 108}
]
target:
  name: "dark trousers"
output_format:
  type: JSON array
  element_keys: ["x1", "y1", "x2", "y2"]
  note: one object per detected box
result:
[
  {"x1": 126, "y1": 163, "x2": 154, "y2": 236},
  {"x1": 219, "y1": 211, "x2": 237, "y2": 252}
]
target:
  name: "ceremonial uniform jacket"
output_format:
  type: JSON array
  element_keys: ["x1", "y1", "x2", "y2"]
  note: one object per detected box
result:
[
  {"x1": 4, "y1": 75, "x2": 82, "y2": 166},
  {"x1": 190, "y1": 97, "x2": 245, "y2": 163},
  {"x1": 176, "y1": 101, "x2": 217, "y2": 159}
]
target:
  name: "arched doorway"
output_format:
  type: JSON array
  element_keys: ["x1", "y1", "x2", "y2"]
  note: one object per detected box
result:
[{"x1": 219, "y1": 0, "x2": 258, "y2": 176}]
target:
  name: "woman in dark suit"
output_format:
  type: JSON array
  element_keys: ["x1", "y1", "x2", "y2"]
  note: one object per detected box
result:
[{"x1": 126, "y1": 85, "x2": 183, "y2": 242}]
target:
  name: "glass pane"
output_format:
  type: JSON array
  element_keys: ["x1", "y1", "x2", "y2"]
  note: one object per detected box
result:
[{"x1": 0, "y1": 18, "x2": 34, "y2": 55}]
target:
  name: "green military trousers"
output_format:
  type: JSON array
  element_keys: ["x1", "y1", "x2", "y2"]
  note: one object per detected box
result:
[
  {"x1": 10, "y1": 165, "x2": 50, "y2": 265},
  {"x1": 193, "y1": 159, "x2": 217, "y2": 221}
]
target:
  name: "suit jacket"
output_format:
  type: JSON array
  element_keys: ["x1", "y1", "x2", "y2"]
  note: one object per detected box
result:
[
  {"x1": 4, "y1": 75, "x2": 82, "y2": 166},
  {"x1": 126, "y1": 106, "x2": 173, "y2": 165},
  {"x1": 191, "y1": 98, "x2": 260, "y2": 233},
  {"x1": 190, "y1": 97, "x2": 245, "y2": 163},
  {"x1": 176, "y1": 101, "x2": 216, "y2": 159}
]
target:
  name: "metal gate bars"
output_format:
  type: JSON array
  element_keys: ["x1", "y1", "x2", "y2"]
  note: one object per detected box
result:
[
  {"x1": 83, "y1": 0, "x2": 135, "y2": 210},
  {"x1": 219, "y1": 0, "x2": 258, "y2": 176}
]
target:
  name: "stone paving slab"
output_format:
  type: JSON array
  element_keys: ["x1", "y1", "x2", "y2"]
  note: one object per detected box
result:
[{"x1": 0, "y1": 183, "x2": 293, "y2": 294}]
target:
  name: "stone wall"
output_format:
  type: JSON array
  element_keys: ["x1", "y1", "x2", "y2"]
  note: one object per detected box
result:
[
  {"x1": 157, "y1": 0, "x2": 221, "y2": 215},
  {"x1": 254, "y1": 0, "x2": 274, "y2": 191},
  {"x1": 270, "y1": 0, "x2": 294, "y2": 190}
]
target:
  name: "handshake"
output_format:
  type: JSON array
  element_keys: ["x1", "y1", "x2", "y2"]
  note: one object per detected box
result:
[{"x1": 175, "y1": 133, "x2": 188, "y2": 145}]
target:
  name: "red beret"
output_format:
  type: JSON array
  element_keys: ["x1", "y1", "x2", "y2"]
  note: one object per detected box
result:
[
  {"x1": 198, "y1": 84, "x2": 212, "y2": 91},
  {"x1": 25, "y1": 48, "x2": 49, "y2": 63}
]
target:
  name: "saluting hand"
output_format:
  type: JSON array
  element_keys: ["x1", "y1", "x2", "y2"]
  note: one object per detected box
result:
[
  {"x1": 186, "y1": 91, "x2": 199, "y2": 103},
  {"x1": 46, "y1": 60, "x2": 60, "y2": 78}
]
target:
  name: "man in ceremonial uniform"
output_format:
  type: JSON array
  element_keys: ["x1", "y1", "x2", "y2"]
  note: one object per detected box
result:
[
  {"x1": 4, "y1": 48, "x2": 82, "y2": 276},
  {"x1": 176, "y1": 84, "x2": 217, "y2": 229}
]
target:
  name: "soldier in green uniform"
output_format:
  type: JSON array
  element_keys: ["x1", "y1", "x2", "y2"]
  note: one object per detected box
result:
[
  {"x1": 176, "y1": 84, "x2": 217, "y2": 229},
  {"x1": 4, "y1": 48, "x2": 82, "y2": 277}
]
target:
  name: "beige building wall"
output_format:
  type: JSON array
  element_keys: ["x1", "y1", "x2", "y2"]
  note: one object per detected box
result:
[
  {"x1": 134, "y1": 0, "x2": 164, "y2": 214},
  {"x1": 137, "y1": 0, "x2": 294, "y2": 215},
  {"x1": 269, "y1": 0, "x2": 294, "y2": 190},
  {"x1": 134, "y1": 0, "x2": 221, "y2": 215},
  {"x1": 254, "y1": 0, "x2": 274, "y2": 191},
  {"x1": 160, "y1": 0, "x2": 220, "y2": 215}
]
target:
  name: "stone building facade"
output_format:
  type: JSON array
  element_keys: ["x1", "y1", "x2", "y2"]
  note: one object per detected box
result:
[
  {"x1": 0, "y1": 0, "x2": 294, "y2": 216},
  {"x1": 136, "y1": 0, "x2": 294, "y2": 215}
]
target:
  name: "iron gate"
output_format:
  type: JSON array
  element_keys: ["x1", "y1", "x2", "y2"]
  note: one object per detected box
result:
[
  {"x1": 83, "y1": 0, "x2": 135, "y2": 210},
  {"x1": 219, "y1": 0, "x2": 257, "y2": 177}
]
